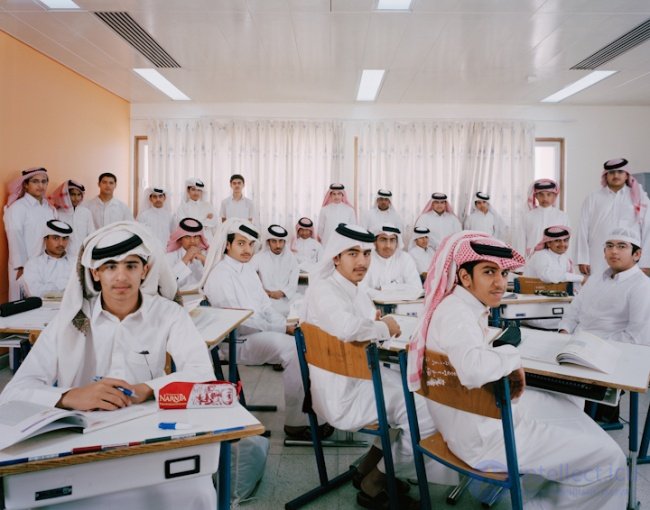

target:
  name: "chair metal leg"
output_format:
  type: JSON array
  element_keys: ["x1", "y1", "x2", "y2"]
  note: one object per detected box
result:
[{"x1": 446, "y1": 476, "x2": 471, "y2": 505}]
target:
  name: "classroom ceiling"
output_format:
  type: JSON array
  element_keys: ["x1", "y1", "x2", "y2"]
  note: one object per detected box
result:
[{"x1": 2, "y1": 0, "x2": 650, "y2": 105}]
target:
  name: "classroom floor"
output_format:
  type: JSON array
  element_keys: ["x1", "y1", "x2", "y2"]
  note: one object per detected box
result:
[{"x1": 2, "y1": 364, "x2": 650, "y2": 509}]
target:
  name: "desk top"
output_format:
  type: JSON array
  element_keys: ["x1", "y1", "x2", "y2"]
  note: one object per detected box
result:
[
  {"x1": 0, "y1": 302, "x2": 60, "y2": 333},
  {"x1": 500, "y1": 293, "x2": 573, "y2": 305},
  {"x1": 515, "y1": 328, "x2": 650, "y2": 393},
  {"x1": 372, "y1": 289, "x2": 425, "y2": 305},
  {"x1": 0, "y1": 402, "x2": 263, "y2": 476},
  {"x1": 188, "y1": 307, "x2": 253, "y2": 346}
]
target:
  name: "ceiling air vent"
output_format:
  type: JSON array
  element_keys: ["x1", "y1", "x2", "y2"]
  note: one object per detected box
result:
[
  {"x1": 95, "y1": 11, "x2": 180, "y2": 68},
  {"x1": 572, "y1": 18, "x2": 650, "y2": 70}
]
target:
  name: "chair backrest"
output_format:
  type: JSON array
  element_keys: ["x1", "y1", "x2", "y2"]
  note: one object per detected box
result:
[
  {"x1": 514, "y1": 276, "x2": 570, "y2": 295},
  {"x1": 416, "y1": 350, "x2": 501, "y2": 420},
  {"x1": 300, "y1": 322, "x2": 371, "y2": 380}
]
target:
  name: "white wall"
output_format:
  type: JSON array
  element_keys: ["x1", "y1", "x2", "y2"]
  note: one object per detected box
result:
[{"x1": 131, "y1": 103, "x2": 650, "y2": 230}]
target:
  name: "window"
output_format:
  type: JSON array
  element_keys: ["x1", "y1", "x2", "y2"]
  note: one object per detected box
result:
[{"x1": 535, "y1": 138, "x2": 565, "y2": 210}]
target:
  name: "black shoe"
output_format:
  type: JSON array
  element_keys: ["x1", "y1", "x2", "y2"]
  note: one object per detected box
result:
[
  {"x1": 272, "y1": 363, "x2": 284, "y2": 372},
  {"x1": 352, "y1": 471, "x2": 410, "y2": 493},
  {"x1": 356, "y1": 489, "x2": 419, "y2": 510},
  {"x1": 284, "y1": 423, "x2": 335, "y2": 441}
]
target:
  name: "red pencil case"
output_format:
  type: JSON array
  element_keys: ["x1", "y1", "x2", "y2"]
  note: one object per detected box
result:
[{"x1": 158, "y1": 380, "x2": 241, "y2": 409}]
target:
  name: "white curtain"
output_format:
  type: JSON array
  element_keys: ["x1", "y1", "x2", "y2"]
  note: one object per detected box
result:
[
  {"x1": 357, "y1": 120, "x2": 535, "y2": 250},
  {"x1": 146, "y1": 119, "x2": 344, "y2": 229}
]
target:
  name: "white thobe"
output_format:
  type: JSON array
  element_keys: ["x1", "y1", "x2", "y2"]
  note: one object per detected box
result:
[
  {"x1": 317, "y1": 203, "x2": 357, "y2": 246},
  {"x1": 293, "y1": 237, "x2": 322, "y2": 273},
  {"x1": 203, "y1": 256, "x2": 306, "y2": 426},
  {"x1": 3, "y1": 194, "x2": 55, "y2": 300},
  {"x1": 84, "y1": 196, "x2": 133, "y2": 229},
  {"x1": 361, "y1": 250, "x2": 422, "y2": 293},
  {"x1": 250, "y1": 250, "x2": 299, "y2": 317},
  {"x1": 408, "y1": 245, "x2": 434, "y2": 275},
  {"x1": 0, "y1": 293, "x2": 216, "y2": 509},
  {"x1": 219, "y1": 196, "x2": 256, "y2": 223},
  {"x1": 464, "y1": 210, "x2": 508, "y2": 241},
  {"x1": 57, "y1": 206, "x2": 95, "y2": 257},
  {"x1": 137, "y1": 207, "x2": 175, "y2": 248},
  {"x1": 363, "y1": 207, "x2": 404, "y2": 234},
  {"x1": 520, "y1": 206, "x2": 569, "y2": 258},
  {"x1": 576, "y1": 186, "x2": 650, "y2": 275},
  {"x1": 415, "y1": 212, "x2": 461, "y2": 250},
  {"x1": 301, "y1": 270, "x2": 456, "y2": 482},
  {"x1": 425, "y1": 286, "x2": 627, "y2": 510},
  {"x1": 558, "y1": 265, "x2": 650, "y2": 345},
  {"x1": 21, "y1": 252, "x2": 74, "y2": 298},
  {"x1": 175, "y1": 200, "x2": 219, "y2": 236},
  {"x1": 166, "y1": 249, "x2": 205, "y2": 291}
]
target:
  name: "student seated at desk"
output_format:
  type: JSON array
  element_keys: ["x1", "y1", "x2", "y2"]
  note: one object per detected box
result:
[
  {"x1": 302, "y1": 223, "x2": 456, "y2": 509},
  {"x1": 166, "y1": 217, "x2": 209, "y2": 291},
  {"x1": 21, "y1": 219, "x2": 74, "y2": 299},
  {"x1": 406, "y1": 231, "x2": 627, "y2": 510},
  {"x1": 0, "y1": 221, "x2": 216, "y2": 509},
  {"x1": 407, "y1": 226, "x2": 434, "y2": 282},
  {"x1": 361, "y1": 224, "x2": 421, "y2": 296},
  {"x1": 291, "y1": 216, "x2": 322, "y2": 273},
  {"x1": 200, "y1": 219, "x2": 318, "y2": 440},
  {"x1": 250, "y1": 224, "x2": 299, "y2": 317}
]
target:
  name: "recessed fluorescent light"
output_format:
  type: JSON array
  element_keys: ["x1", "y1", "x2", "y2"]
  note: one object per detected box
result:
[
  {"x1": 357, "y1": 70, "x2": 386, "y2": 102},
  {"x1": 38, "y1": 0, "x2": 80, "y2": 8},
  {"x1": 133, "y1": 69, "x2": 190, "y2": 101},
  {"x1": 377, "y1": 0, "x2": 412, "y2": 10},
  {"x1": 541, "y1": 70, "x2": 617, "y2": 103}
]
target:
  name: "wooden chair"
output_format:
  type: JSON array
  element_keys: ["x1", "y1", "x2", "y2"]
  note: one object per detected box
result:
[
  {"x1": 398, "y1": 349, "x2": 523, "y2": 510},
  {"x1": 514, "y1": 276, "x2": 573, "y2": 296},
  {"x1": 285, "y1": 323, "x2": 399, "y2": 510}
]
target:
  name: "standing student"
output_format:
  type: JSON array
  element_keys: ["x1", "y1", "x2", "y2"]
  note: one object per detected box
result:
[
  {"x1": 362, "y1": 189, "x2": 404, "y2": 234},
  {"x1": 48, "y1": 179, "x2": 95, "y2": 256},
  {"x1": 175, "y1": 178, "x2": 219, "y2": 237},
  {"x1": 3, "y1": 167, "x2": 56, "y2": 300},
  {"x1": 317, "y1": 183, "x2": 357, "y2": 246},
  {"x1": 408, "y1": 226, "x2": 435, "y2": 282},
  {"x1": 301, "y1": 223, "x2": 456, "y2": 508},
  {"x1": 199, "y1": 219, "x2": 316, "y2": 440},
  {"x1": 576, "y1": 158, "x2": 650, "y2": 277},
  {"x1": 219, "y1": 174, "x2": 256, "y2": 223},
  {"x1": 166, "y1": 218, "x2": 209, "y2": 291},
  {"x1": 463, "y1": 192, "x2": 508, "y2": 241},
  {"x1": 84, "y1": 172, "x2": 133, "y2": 229},
  {"x1": 136, "y1": 186, "x2": 175, "y2": 248},
  {"x1": 406, "y1": 231, "x2": 627, "y2": 510},
  {"x1": 1, "y1": 221, "x2": 216, "y2": 509},
  {"x1": 250, "y1": 224, "x2": 299, "y2": 317},
  {"x1": 290, "y1": 217, "x2": 323, "y2": 273},
  {"x1": 414, "y1": 192, "x2": 461, "y2": 250},
  {"x1": 520, "y1": 178, "x2": 569, "y2": 258}
]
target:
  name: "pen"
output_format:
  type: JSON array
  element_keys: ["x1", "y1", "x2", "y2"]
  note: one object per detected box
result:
[
  {"x1": 92, "y1": 376, "x2": 138, "y2": 398},
  {"x1": 159, "y1": 422, "x2": 193, "y2": 430}
]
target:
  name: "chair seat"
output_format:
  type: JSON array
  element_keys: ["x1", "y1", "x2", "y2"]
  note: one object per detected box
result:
[
  {"x1": 420, "y1": 433, "x2": 508, "y2": 482},
  {"x1": 360, "y1": 423, "x2": 379, "y2": 431}
]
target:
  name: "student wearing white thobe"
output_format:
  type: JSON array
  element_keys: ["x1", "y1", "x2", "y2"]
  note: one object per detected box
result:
[
  {"x1": 175, "y1": 177, "x2": 219, "y2": 237},
  {"x1": 3, "y1": 167, "x2": 56, "y2": 300},
  {"x1": 84, "y1": 172, "x2": 133, "y2": 229},
  {"x1": 21, "y1": 220, "x2": 74, "y2": 298},
  {"x1": 362, "y1": 189, "x2": 404, "y2": 234},
  {"x1": 0, "y1": 222, "x2": 217, "y2": 509},
  {"x1": 48, "y1": 179, "x2": 95, "y2": 257},
  {"x1": 406, "y1": 231, "x2": 627, "y2": 510},
  {"x1": 414, "y1": 192, "x2": 461, "y2": 250},
  {"x1": 165, "y1": 218, "x2": 209, "y2": 291},
  {"x1": 463, "y1": 191, "x2": 508, "y2": 241},
  {"x1": 290, "y1": 217, "x2": 323, "y2": 273},
  {"x1": 519, "y1": 179, "x2": 569, "y2": 258},
  {"x1": 576, "y1": 158, "x2": 650, "y2": 278},
  {"x1": 200, "y1": 219, "x2": 309, "y2": 434},
  {"x1": 250, "y1": 224, "x2": 299, "y2": 317},
  {"x1": 302, "y1": 223, "x2": 456, "y2": 507},
  {"x1": 407, "y1": 226, "x2": 435, "y2": 280},
  {"x1": 219, "y1": 174, "x2": 257, "y2": 223},
  {"x1": 317, "y1": 183, "x2": 357, "y2": 246},
  {"x1": 361, "y1": 225, "x2": 421, "y2": 297},
  {"x1": 136, "y1": 186, "x2": 175, "y2": 248}
]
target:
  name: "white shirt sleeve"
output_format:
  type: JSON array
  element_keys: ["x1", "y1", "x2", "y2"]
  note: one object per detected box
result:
[{"x1": 4, "y1": 204, "x2": 27, "y2": 269}]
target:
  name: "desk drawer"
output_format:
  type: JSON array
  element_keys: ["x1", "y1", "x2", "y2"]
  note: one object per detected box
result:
[
  {"x1": 3, "y1": 443, "x2": 220, "y2": 509},
  {"x1": 500, "y1": 302, "x2": 566, "y2": 320}
]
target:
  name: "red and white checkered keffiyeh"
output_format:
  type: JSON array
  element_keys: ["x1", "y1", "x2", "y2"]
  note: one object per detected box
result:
[
  {"x1": 48, "y1": 180, "x2": 85, "y2": 212},
  {"x1": 418, "y1": 197, "x2": 454, "y2": 218},
  {"x1": 166, "y1": 218, "x2": 209, "y2": 253},
  {"x1": 527, "y1": 178, "x2": 559, "y2": 210},
  {"x1": 321, "y1": 184, "x2": 354, "y2": 208},
  {"x1": 600, "y1": 162, "x2": 647, "y2": 224},
  {"x1": 291, "y1": 217, "x2": 317, "y2": 252},
  {"x1": 6, "y1": 168, "x2": 54, "y2": 209},
  {"x1": 406, "y1": 231, "x2": 525, "y2": 391},
  {"x1": 533, "y1": 225, "x2": 571, "y2": 252}
]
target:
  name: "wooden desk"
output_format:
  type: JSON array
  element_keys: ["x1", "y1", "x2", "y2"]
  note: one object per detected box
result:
[
  {"x1": 0, "y1": 402, "x2": 264, "y2": 510},
  {"x1": 517, "y1": 328, "x2": 650, "y2": 510}
]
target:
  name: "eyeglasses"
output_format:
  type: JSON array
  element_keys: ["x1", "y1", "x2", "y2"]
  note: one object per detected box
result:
[{"x1": 605, "y1": 242, "x2": 632, "y2": 250}]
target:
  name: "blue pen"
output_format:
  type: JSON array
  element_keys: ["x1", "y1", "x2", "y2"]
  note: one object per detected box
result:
[
  {"x1": 93, "y1": 376, "x2": 138, "y2": 398},
  {"x1": 159, "y1": 422, "x2": 193, "y2": 430}
]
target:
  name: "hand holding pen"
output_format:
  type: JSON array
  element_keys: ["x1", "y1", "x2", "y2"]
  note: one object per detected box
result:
[{"x1": 56, "y1": 376, "x2": 139, "y2": 412}]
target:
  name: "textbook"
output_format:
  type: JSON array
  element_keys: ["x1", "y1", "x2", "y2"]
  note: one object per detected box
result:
[
  {"x1": 0, "y1": 401, "x2": 156, "y2": 451},
  {"x1": 555, "y1": 330, "x2": 621, "y2": 374}
]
